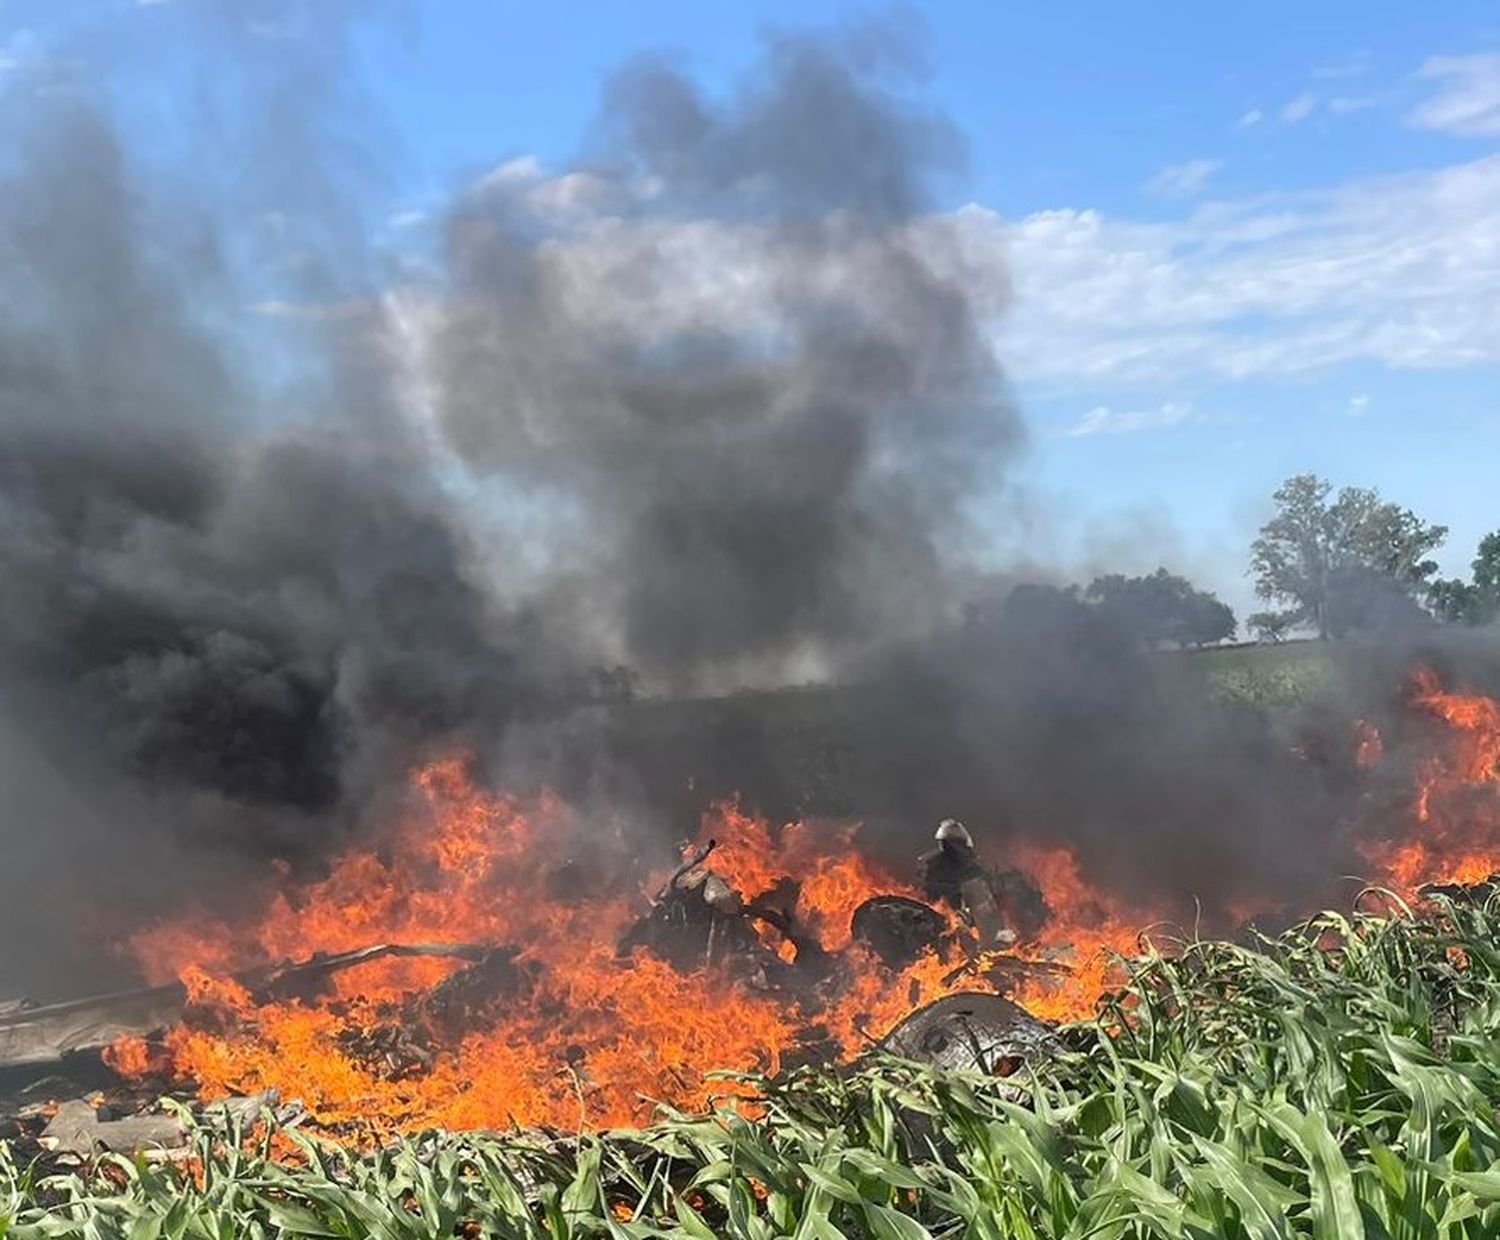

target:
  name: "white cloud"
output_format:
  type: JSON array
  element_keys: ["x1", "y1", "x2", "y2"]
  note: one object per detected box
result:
[
  {"x1": 1347, "y1": 393, "x2": 1370, "y2": 416},
  {"x1": 472, "y1": 158, "x2": 639, "y2": 219},
  {"x1": 1313, "y1": 53, "x2": 1371, "y2": 81},
  {"x1": 0, "y1": 27, "x2": 38, "y2": 72},
  {"x1": 247, "y1": 299, "x2": 367, "y2": 321},
  {"x1": 1328, "y1": 96, "x2": 1376, "y2": 115},
  {"x1": 384, "y1": 142, "x2": 1500, "y2": 399},
  {"x1": 526, "y1": 170, "x2": 611, "y2": 218},
  {"x1": 982, "y1": 151, "x2": 1500, "y2": 385},
  {"x1": 1281, "y1": 92, "x2": 1317, "y2": 123},
  {"x1": 1407, "y1": 53, "x2": 1500, "y2": 137},
  {"x1": 476, "y1": 154, "x2": 542, "y2": 191},
  {"x1": 1236, "y1": 108, "x2": 1264, "y2": 130},
  {"x1": 1065, "y1": 401, "x2": 1195, "y2": 438},
  {"x1": 1145, "y1": 158, "x2": 1223, "y2": 198}
]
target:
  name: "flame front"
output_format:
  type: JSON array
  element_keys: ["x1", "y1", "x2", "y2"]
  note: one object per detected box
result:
[
  {"x1": 1360, "y1": 667, "x2": 1500, "y2": 896},
  {"x1": 115, "y1": 667, "x2": 1500, "y2": 1141},
  {"x1": 120, "y1": 761, "x2": 1123, "y2": 1138}
]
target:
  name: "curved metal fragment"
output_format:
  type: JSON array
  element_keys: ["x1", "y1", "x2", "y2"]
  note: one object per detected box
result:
[{"x1": 878, "y1": 990, "x2": 1051, "y2": 1076}]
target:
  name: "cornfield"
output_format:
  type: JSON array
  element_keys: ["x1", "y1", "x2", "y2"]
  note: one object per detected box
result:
[{"x1": 8, "y1": 892, "x2": 1500, "y2": 1238}]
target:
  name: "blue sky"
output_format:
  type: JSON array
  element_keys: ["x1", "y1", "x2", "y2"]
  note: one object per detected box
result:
[{"x1": 6, "y1": 1, "x2": 1500, "y2": 618}]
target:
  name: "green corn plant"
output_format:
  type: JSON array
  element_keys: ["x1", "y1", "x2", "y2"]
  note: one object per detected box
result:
[{"x1": 8, "y1": 894, "x2": 1500, "y2": 1238}]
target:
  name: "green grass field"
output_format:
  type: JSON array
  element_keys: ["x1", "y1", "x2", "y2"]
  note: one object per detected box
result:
[
  {"x1": 8, "y1": 893, "x2": 1500, "y2": 1238},
  {"x1": 1189, "y1": 640, "x2": 1337, "y2": 707}
]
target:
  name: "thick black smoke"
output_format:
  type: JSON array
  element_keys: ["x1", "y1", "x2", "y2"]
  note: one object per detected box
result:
[
  {"x1": 573, "y1": 583, "x2": 1359, "y2": 920},
  {"x1": 430, "y1": 24, "x2": 1019, "y2": 689},
  {"x1": 1, "y1": 6, "x2": 1481, "y2": 999},
  {"x1": 0, "y1": 6, "x2": 569, "y2": 995}
]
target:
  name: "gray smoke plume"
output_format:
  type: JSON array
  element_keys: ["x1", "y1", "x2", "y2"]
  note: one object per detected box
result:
[
  {"x1": 0, "y1": 7, "x2": 1025, "y2": 993},
  {"x1": 0, "y1": 5, "x2": 1480, "y2": 1001},
  {"x1": 429, "y1": 23, "x2": 1020, "y2": 690},
  {"x1": 0, "y1": 6, "x2": 566, "y2": 995}
]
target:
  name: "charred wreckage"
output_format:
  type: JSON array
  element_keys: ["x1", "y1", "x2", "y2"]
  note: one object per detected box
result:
[{"x1": 0, "y1": 820, "x2": 1055, "y2": 1162}]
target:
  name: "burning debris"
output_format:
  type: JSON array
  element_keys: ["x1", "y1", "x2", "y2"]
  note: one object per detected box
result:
[
  {"x1": 0, "y1": 661, "x2": 1496, "y2": 1150},
  {"x1": 0, "y1": 774, "x2": 1106, "y2": 1145},
  {"x1": 0, "y1": 944, "x2": 491, "y2": 1071},
  {"x1": 851, "y1": 896, "x2": 949, "y2": 969}
]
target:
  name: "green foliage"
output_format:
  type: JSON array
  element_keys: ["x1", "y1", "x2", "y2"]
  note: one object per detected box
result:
[
  {"x1": 1430, "y1": 533, "x2": 1500, "y2": 627},
  {"x1": 1193, "y1": 640, "x2": 1334, "y2": 707},
  {"x1": 10, "y1": 897, "x2": 1500, "y2": 1237},
  {"x1": 1084, "y1": 569, "x2": 1237, "y2": 648},
  {"x1": 1247, "y1": 611, "x2": 1296, "y2": 644},
  {"x1": 1250, "y1": 475, "x2": 1447, "y2": 639}
]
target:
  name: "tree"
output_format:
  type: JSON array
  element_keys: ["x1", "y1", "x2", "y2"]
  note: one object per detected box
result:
[
  {"x1": 1249, "y1": 474, "x2": 1447, "y2": 639},
  {"x1": 1430, "y1": 532, "x2": 1500, "y2": 626},
  {"x1": 1084, "y1": 568, "x2": 1236, "y2": 649},
  {"x1": 1247, "y1": 611, "x2": 1295, "y2": 644},
  {"x1": 1184, "y1": 589, "x2": 1238, "y2": 647}
]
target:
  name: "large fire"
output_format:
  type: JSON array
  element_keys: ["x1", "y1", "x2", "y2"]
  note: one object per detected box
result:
[
  {"x1": 109, "y1": 665, "x2": 1500, "y2": 1141},
  {"x1": 1359, "y1": 666, "x2": 1500, "y2": 897}
]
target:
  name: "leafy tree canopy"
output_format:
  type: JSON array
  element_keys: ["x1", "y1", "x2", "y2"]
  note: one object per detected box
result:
[
  {"x1": 1430, "y1": 531, "x2": 1500, "y2": 626},
  {"x1": 1247, "y1": 610, "x2": 1296, "y2": 644},
  {"x1": 1084, "y1": 567, "x2": 1236, "y2": 649},
  {"x1": 1250, "y1": 474, "x2": 1446, "y2": 639}
]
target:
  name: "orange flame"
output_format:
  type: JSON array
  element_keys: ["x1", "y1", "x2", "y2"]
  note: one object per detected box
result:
[
  {"x1": 105, "y1": 767, "x2": 1026, "y2": 1145},
  {"x1": 109, "y1": 666, "x2": 1500, "y2": 1140},
  {"x1": 1359, "y1": 667, "x2": 1500, "y2": 897},
  {"x1": 101, "y1": 1035, "x2": 157, "y2": 1078},
  {"x1": 127, "y1": 760, "x2": 1129, "y2": 1139}
]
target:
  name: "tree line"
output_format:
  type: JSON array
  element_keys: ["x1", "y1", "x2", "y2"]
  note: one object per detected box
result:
[
  {"x1": 1039, "y1": 471, "x2": 1496, "y2": 651},
  {"x1": 1249, "y1": 473, "x2": 1497, "y2": 641},
  {"x1": 1000, "y1": 567, "x2": 1237, "y2": 651}
]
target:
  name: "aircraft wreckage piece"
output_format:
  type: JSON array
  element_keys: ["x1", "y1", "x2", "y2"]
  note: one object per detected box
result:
[
  {"x1": 878, "y1": 990, "x2": 1052, "y2": 1075},
  {"x1": 39, "y1": 1099, "x2": 189, "y2": 1157},
  {"x1": 0, "y1": 942, "x2": 490, "y2": 1071},
  {"x1": 850, "y1": 895, "x2": 949, "y2": 969}
]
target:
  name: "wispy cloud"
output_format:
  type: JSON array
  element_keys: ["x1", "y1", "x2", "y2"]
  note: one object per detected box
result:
[
  {"x1": 1408, "y1": 53, "x2": 1500, "y2": 137},
  {"x1": 409, "y1": 138, "x2": 1500, "y2": 395},
  {"x1": 1236, "y1": 108, "x2": 1265, "y2": 130},
  {"x1": 1145, "y1": 158, "x2": 1223, "y2": 198},
  {"x1": 1065, "y1": 402, "x2": 1195, "y2": 438},
  {"x1": 1281, "y1": 92, "x2": 1317, "y2": 124},
  {"x1": 476, "y1": 154, "x2": 541, "y2": 191},
  {"x1": 0, "y1": 27, "x2": 38, "y2": 72},
  {"x1": 247, "y1": 299, "x2": 368, "y2": 322},
  {"x1": 1347, "y1": 393, "x2": 1370, "y2": 417},
  {"x1": 1313, "y1": 53, "x2": 1371, "y2": 81},
  {"x1": 979, "y1": 151, "x2": 1500, "y2": 385}
]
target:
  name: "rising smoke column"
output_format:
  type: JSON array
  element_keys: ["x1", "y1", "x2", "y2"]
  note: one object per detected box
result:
[
  {"x1": 0, "y1": 5, "x2": 569, "y2": 995},
  {"x1": 0, "y1": 6, "x2": 1026, "y2": 992},
  {"x1": 0, "y1": 3, "x2": 1449, "y2": 998},
  {"x1": 427, "y1": 22, "x2": 1025, "y2": 692}
]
